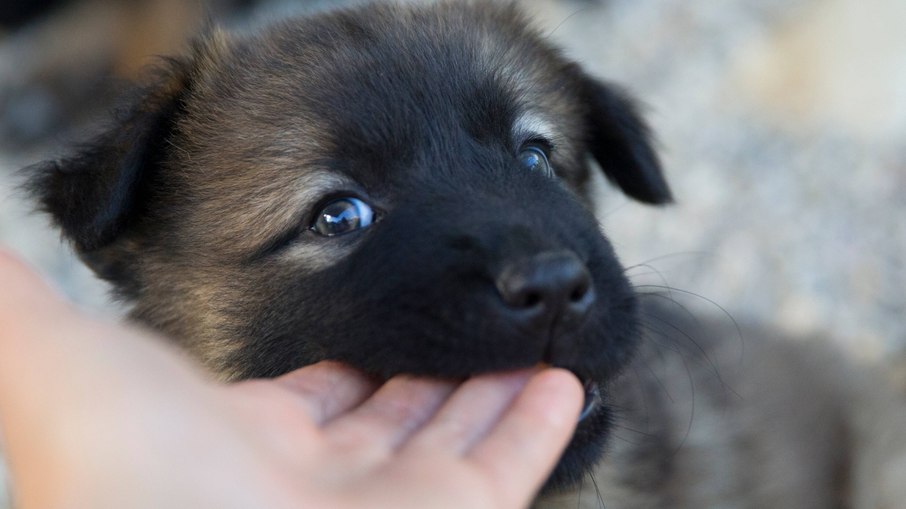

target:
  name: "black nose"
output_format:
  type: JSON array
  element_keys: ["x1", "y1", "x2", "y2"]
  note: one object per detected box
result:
[{"x1": 495, "y1": 251, "x2": 594, "y2": 332}]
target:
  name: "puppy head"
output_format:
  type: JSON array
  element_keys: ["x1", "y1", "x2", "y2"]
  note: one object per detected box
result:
[{"x1": 30, "y1": 2, "x2": 670, "y2": 489}]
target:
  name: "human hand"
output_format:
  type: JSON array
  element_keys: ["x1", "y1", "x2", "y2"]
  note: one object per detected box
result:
[{"x1": 0, "y1": 251, "x2": 583, "y2": 509}]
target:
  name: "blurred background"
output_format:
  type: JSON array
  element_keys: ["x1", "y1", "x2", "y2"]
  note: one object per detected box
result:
[{"x1": 1, "y1": 0, "x2": 904, "y2": 505}]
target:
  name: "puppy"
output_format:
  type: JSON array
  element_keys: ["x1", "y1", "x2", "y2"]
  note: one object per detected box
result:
[{"x1": 27, "y1": 1, "x2": 906, "y2": 506}]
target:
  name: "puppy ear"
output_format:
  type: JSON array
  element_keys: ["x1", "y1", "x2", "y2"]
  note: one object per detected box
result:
[
  {"x1": 27, "y1": 62, "x2": 192, "y2": 253},
  {"x1": 577, "y1": 71, "x2": 672, "y2": 204}
]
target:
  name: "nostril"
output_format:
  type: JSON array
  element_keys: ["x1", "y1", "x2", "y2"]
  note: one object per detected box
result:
[
  {"x1": 499, "y1": 282, "x2": 544, "y2": 309},
  {"x1": 501, "y1": 286, "x2": 544, "y2": 309},
  {"x1": 569, "y1": 278, "x2": 590, "y2": 303},
  {"x1": 522, "y1": 291, "x2": 542, "y2": 308}
]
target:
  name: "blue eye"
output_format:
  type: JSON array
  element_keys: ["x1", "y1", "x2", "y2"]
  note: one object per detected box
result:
[
  {"x1": 517, "y1": 145, "x2": 552, "y2": 176},
  {"x1": 311, "y1": 197, "x2": 375, "y2": 237}
]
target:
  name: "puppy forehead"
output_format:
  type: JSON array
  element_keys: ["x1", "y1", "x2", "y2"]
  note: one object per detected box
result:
[
  {"x1": 166, "y1": 3, "x2": 584, "y2": 252},
  {"x1": 183, "y1": 3, "x2": 579, "y2": 153}
]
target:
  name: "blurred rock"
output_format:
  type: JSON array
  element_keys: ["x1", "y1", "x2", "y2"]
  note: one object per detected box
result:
[{"x1": 733, "y1": 0, "x2": 906, "y2": 142}]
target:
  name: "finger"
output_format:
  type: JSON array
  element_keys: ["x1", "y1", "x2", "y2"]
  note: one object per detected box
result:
[
  {"x1": 403, "y1": 368, "x2": 536, "y2": 455},
  {"x1": 0, "y1": 252, "x2": 213, "y2": 430},
  {"x1": 0, "y1": 251, "x2": 219, "y2": 505},
  {"x1": 324, "y1": 376, "x2": 456, "y2": 455},
  {"x1": 466, "y1": 369, "x2": 583, "y2": 508},
  {"x1": 0, "y1": 250, "x2": 70, "y2": 333},
  {"x1": 272, "y1": 361, "x2": 380, "y2": 425},
  {"x1": 0, "y1": 254, "x2": 201, "y2": 390},
  {"x1": 0, "y1": 251, "x2": 100, "y2": 396},
  {"x1": 0, "y1": 250, "x2": 187, "y2": 374}
]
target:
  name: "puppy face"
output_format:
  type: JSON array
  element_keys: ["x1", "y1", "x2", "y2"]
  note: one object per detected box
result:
[{"x1": 31, "y1": 2, "x2": 670, "y2": 489}]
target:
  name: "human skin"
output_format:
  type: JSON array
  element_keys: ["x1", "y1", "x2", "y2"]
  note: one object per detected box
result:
[{"x1": 0, "y1": 250, "x2": 583, "y2": 509}]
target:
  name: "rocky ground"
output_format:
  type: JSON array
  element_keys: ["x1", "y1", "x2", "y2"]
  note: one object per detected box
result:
[
  {"x1": 2, "y1": 0, "x2": 905, "y2": 505},
  {"x1": 532, "y1": 0, "x2": 906, "y2": 364}
]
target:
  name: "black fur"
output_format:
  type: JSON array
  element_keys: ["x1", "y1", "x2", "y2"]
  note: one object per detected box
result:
[
  {"x1": 578, "y1": 72, "x2": 673, "y2": 204},
  {"x1": 29, "y1": 64, "x2": 191, "y2": 252},
  {"x1": 28, "y1": 2, "x2": 671, "y2": 491}
]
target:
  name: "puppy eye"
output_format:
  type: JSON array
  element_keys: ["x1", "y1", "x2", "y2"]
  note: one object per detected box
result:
[
  {"x1": 517, "y1": 144, "x2": 552, "y2": 177},
  {"x1": 311, "y1": 197, "x2": 375, "y2": 237}
]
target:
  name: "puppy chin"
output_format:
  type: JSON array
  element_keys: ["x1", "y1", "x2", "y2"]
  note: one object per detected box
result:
[{"x1": 543, "y1": 399, "x2": 614, "y2": 492}]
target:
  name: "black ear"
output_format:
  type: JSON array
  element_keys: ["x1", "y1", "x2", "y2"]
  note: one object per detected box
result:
[
  {"x1": 578, "y1": 72, "x2": 672, "y2": 204},
  {"x1": 27, "y1": 62, "x2": 191, "y2": 254}
]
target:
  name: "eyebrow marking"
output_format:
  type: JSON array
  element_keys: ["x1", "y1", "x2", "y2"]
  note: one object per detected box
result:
[
  {"x1": 294, "y1": 172, "x2": 358, "y2": 213},
  {"x1": 512, "y1": 111, "x2": 557, "y2": 143}
]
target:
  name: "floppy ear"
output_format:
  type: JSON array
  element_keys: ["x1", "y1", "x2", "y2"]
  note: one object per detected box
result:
[
  {"x1": 28, "y1": 62, "x2": 191, "y2": 254},
  {"x1": 577, "y1": 71, "x2": 672, "y2": 204}
]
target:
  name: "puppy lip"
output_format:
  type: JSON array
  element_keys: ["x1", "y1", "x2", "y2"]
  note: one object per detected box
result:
[{"x1": 578, "y1": 378, "x2": 601, "y2": 422}]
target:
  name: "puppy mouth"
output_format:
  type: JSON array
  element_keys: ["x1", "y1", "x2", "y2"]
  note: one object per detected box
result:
[{"x1": 578, "y1": 378, "x2": 602, "y2": 422}]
